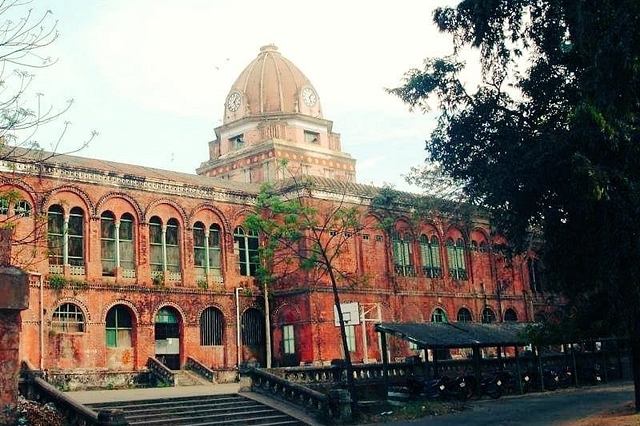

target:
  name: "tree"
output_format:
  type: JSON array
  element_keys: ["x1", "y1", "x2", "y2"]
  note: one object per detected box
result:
[
  {"x1": 245, "y1": 167, "x2": 378, "y2": 416},
  {"x1": 389, "y1": 0, "x2": 640, "y2": 410},
  {"x1": 0, "y1": 1, "x2": 96, "y2": 266}
]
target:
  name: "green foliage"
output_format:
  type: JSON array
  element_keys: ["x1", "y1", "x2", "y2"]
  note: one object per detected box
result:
[
  {"x1": 48, "y1": 274, "x2": 67, "y2": 290},
  {"x1": 390, "y1": 0, "x2": 640, "y2": 344},
  {"x1": 152, "y1": 274, "x2": 164, "y2": 286},
  {"x1": 196, "y1": 278, "x2": 208, "y2": 290}
]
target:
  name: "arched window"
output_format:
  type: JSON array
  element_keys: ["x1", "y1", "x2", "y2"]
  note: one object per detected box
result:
[
  {"x1": 446, "y1": 237, "x2": 467, "y2": 280},
  {"x1": 149, "y1": 216, "x2": 163, "y2": 273},
  {"x1": 165, "y1": 218, "x2": 181, "y2": 272},
  {"x1": 241, "y1": 308, "x2": 265, "y2": 346},
  {"x1": 101, "y1": 211, "x2": 116, "y2": 276},
  {"x1": 119, "y1": 213, "x2": 136, "y2": 275},
  {"x1": 431, "y1": 308, "x2": 447, "y2": 323},
  {"x1": 504, "y1": 308, "x2": 518, "y2": 322},
  {"x1": 419, "y1": 235, "x2": 442, "y2": 278},
  {"x1": 149, "y1": 216, "x2": 181, "y2": 277},
  {"x1": 457, "y1": 307, "x2": 473, "y2": 323},
  {"x1": 47, "y1": 205, "x2": 85, "y2": 267},
  {"x1": 68, "y1": 207, "x2": 84, "y2": 266},
  {"x1": 234, "y1": 226, "x2": 258, "y2": 276},
  {"x1": 392, "y1": 231, "x2": 414, "y2": 276},
  {"x1": 47, "y1": 205, "x2": 64, "y2": 265},
  {"x1": 200, "y1": 307, "x2": 224, "y2": 346},
  {"x1": 106, "y1": 305, "x2": 133, "y2": 348},
  {"x1": 481, "y1": 307, "x2": 496, "y2": 324},
  {"x1": 194, "y1": 223, "x2": 222, "y2": 277},
  {"x1": 52, "y1": 303, "x2": 84, "y2": 333}
]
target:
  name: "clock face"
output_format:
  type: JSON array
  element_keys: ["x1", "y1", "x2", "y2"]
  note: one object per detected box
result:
[
  {"x1": 301, "y1": 87, "x2": 317, "y2": 107},
  {"x1": 227, "y1": 92, "x2": 241, "y2": 112}
]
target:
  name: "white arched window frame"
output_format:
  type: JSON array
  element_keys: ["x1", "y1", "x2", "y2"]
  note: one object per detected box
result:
[
  {"x1": 392, "y1": 231, "x2": 415, "y2": 277},
  {"x1": 47, "y1": 205, "x2": 85, "y2": 271},
  {"x1": 419, "y1": 234, "x2": 442, "y2": 278},
  {"x1": 446, "y1": 237, "x2": 467, "y2": 280}
]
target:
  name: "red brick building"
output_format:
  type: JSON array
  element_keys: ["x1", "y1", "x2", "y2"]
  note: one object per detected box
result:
[{"x1": 1, "y1": 45, "x2": 547, "y2": 378}]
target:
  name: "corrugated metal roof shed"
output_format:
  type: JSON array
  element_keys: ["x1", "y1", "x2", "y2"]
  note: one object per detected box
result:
[{"x1": 375, "y1": 322, "x2": 530, "y2": 349}]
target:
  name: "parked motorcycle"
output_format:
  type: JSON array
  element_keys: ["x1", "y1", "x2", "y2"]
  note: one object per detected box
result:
[
  {"x1": 424, "y1": 373, "x2": 472, "y2": 401},
  {"x1": 492, "y1": 369, "x2": 532, "y2": 395},
  {"x1": 464, "y1": 371, "x2": 503, "y2": 399},
  {"x1": 577, "y1": 364, "x2": 602, "y2": 386},
  {"x1": 521, "y1": 367, "x2": 561, "y2": 392}
]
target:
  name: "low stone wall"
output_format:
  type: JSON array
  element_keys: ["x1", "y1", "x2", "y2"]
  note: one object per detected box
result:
[{"x1": 45, "y1": 369, "x2": 153, "y2": 391}]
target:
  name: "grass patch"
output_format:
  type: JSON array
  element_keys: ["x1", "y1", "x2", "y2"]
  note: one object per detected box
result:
[{"x1": 357, "y1": 399, "x2": 469, "y2": 424}]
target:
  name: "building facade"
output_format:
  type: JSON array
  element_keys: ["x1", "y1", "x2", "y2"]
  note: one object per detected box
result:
[{"x1": 2, "y1": 45, "x2": 548, "y2": 377}]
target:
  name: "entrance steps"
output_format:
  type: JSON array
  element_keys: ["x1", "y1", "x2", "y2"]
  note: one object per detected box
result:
[
  {"x1": 87, "y1": 393, "x2": 306, "y2": 425},
  {"x1": 173, "y1": 370, "x2": 213, "y2": 387}
]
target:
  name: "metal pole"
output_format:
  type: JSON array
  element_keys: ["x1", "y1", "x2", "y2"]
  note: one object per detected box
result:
[
  {"x1": 235, "y1": 287, "x2": 243, "y2": 369},
  {"x1": 264, "y1": 282, "x2": 271, "y2": 368},
  {"x1": 361, "y1": 304, "x2": 368, "y2": 363}
]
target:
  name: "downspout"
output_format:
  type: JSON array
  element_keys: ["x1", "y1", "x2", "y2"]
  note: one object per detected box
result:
[{"x1": 28, "y1": 271, "x2": 44, "y2": 371}]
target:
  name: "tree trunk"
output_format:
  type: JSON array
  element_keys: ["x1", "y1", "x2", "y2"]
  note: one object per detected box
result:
[{"x1": 327, "y1": 265, "x2": 358, "y2": 418}]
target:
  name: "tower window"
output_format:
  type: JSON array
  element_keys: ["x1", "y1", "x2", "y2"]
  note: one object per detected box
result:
[
  {"x1": 230, "y1": 134, "x2": 244, "y2": 150},
  {"x1": 304, "y1": 131, "x2": 319, "y2": 144}
]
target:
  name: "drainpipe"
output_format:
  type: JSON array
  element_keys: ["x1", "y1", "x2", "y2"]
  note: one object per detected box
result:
[
  {"x1": 264, "y1": 281, "x2": 271, "y2": 368},
  {"x1": 235, "y1": 287, "x2": 243, "y2": 369},
  {"x1": 28, "y1": 272, "x2": 44, "y2": 371}
]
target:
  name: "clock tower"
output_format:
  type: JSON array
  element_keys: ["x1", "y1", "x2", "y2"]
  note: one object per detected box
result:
[{"x1": 196, "y1": 44, "x2": 356, "y2": 184}]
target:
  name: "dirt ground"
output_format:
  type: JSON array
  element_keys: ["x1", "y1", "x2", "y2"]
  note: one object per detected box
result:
[{"x1": 563, "y1": 401, "x2": 640, "y2": 426}]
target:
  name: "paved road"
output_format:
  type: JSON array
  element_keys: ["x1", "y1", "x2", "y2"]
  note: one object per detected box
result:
[{"x1": 368, "y1": 381, "x2": 634, "y2": 425}]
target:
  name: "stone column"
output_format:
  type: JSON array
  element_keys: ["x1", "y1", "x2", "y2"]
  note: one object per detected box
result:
[{"x1": 0, "y1": 229, "x2": 29, "y2": 424}]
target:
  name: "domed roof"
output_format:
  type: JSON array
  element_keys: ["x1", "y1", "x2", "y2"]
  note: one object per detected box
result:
[{"x1": 223, "y1": 44, "x2": 323, "y2": 124}]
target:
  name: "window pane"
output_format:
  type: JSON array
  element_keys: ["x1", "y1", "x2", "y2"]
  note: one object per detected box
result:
[
  {"x1": 209, "y1": 226, "x2": 220, "y2": 247},
  {"x1": 283, "y1": 325, "x2": 295, "y2": 354},
  {"x1": 120, "y1": 240, "x2": 135, "y2": 269},
  {"x1": 119, "y1": 216, "x2": 134, "y2": 240},
  {"x1": 68, "y1": 209, "x2": 84, "y2": 236},
  {"x1": 117, "y1": 329, "x2": 132, "y2": 347},
  {"x1": 106, "y1": 329, "x2": 117, "y2": 347},
  {"x1": 15, "y1": 200, "x2": 31, "y2": 217},
  {"x1": 149, "y1": 220, "x2": 162, "y2": 244}
]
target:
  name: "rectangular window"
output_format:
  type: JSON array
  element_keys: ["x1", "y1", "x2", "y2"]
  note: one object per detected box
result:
[
  {"x1": 67, "y1": 209, "x2": 84, "y2": 266},
  {"x1": 345, "y1": 325, "x2": 356, "y2": 352},
  {"x1": 165, "y1": 220, "x2": 180, "y2": 273},
  {"x1": 119, "y1": 216, "x2": 135, "y2": 271},
  {"x1": 392, "y1": 232, "x2": 414, "y2": 276},
  {"x1": 304, "y1": 130, "x2": 319, "y2": 144},
  {"x1": 283, "y1": 324, "x2": 295, "y2": 354},
  {"x1": 230, "y1": 134, "x2": 244, "y2": 150},
  {"x1": 409, "y1": 341, "x2": 418, "y2": 350},
  {"x1": 149, "y1": 222, "x2": 163, "y2": 272}
]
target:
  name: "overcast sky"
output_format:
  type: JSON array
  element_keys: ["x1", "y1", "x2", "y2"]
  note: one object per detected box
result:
[{"x1": 18, "y1": 0, "x2": 460, "y2": 192}]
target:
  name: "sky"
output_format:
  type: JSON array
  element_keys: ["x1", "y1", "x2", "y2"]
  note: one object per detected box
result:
[{"x1": 15, "y1": 0, "x2": 461, "y2": 192}]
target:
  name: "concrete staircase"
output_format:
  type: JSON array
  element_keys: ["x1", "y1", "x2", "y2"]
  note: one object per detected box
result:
[
  {"x1": 173, "y1": 370, "x2": 212, "y2": 387},
  {"x1": 86, "y1": 393, "x2": 306, "y2": 425}
]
